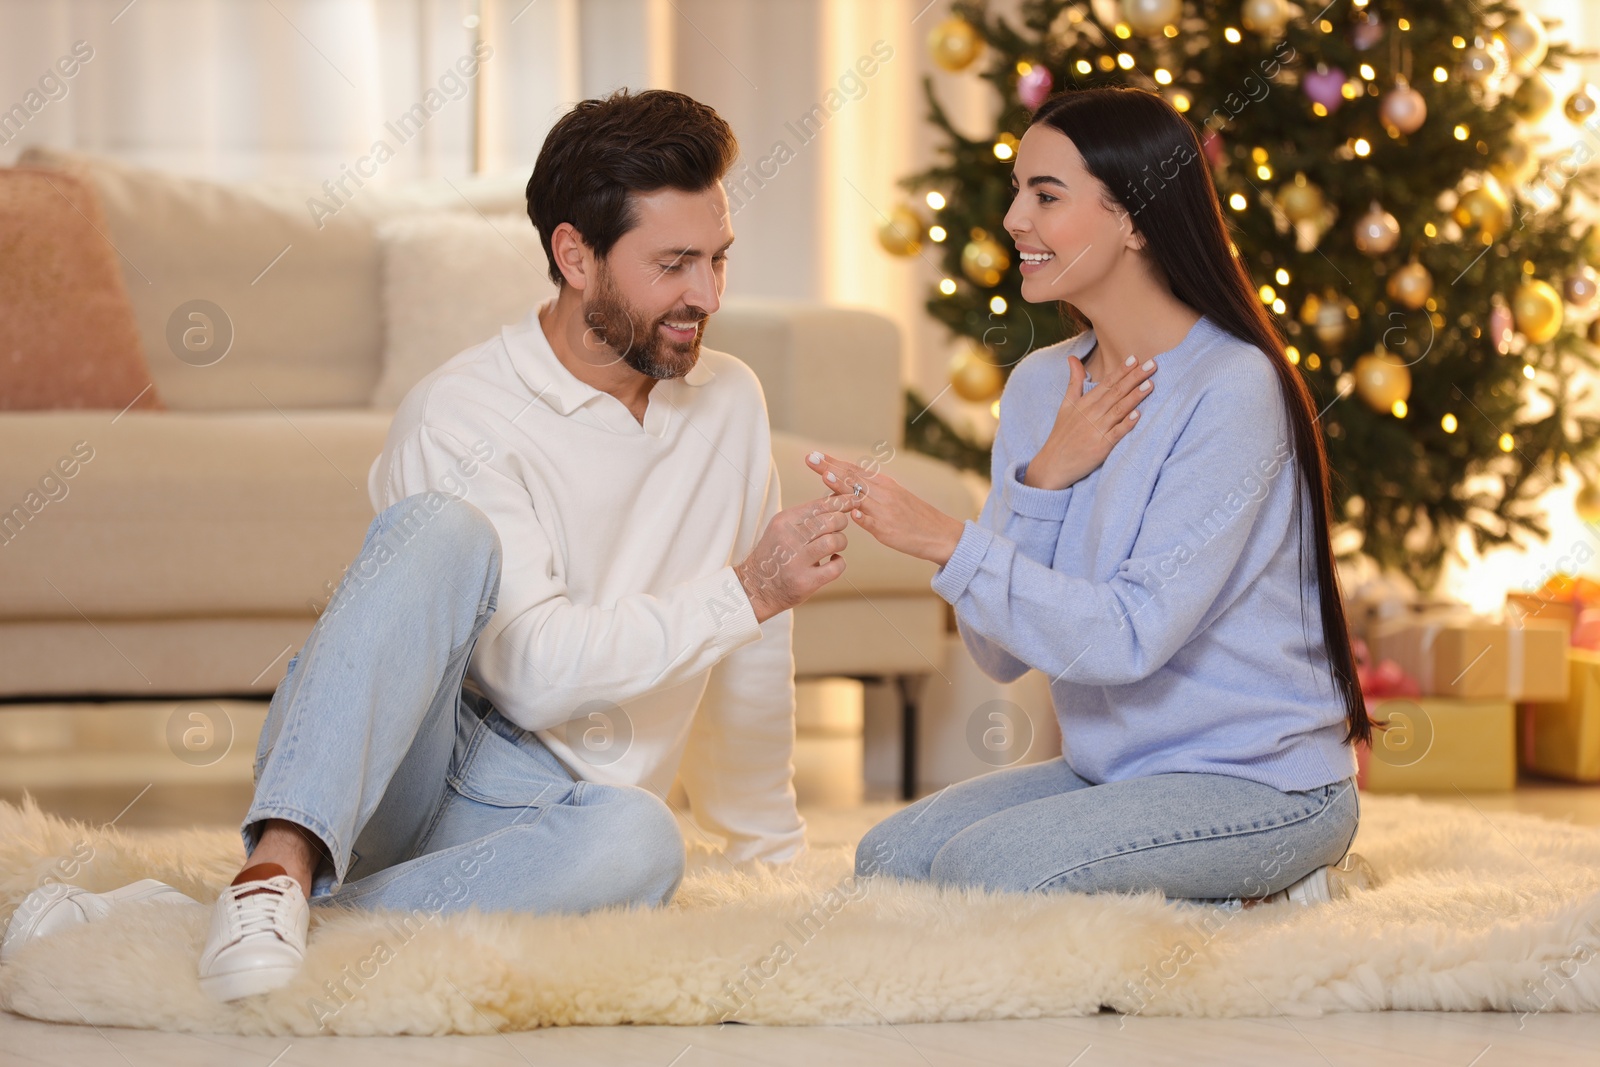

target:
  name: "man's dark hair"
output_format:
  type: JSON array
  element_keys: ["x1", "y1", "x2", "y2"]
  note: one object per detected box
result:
[{"x1": 526, "y1": 88, "x2": 739, "y2": 286}]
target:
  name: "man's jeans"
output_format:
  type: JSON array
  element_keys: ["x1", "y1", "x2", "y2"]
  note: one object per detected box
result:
[
  {"x1": 244, "y1": 492, "x2": 685, "y2": 916},
  {"x1": 857, "y1": 758, "x2": 1360, "y2": 901}
]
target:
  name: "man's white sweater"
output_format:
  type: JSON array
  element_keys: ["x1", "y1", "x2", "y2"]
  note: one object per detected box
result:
[{"x1": 367, "y1": 300, "x2": 806, "y2": 863}]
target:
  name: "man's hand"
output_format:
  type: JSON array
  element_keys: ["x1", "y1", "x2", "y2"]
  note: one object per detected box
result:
[
  {"x1": 734, "y1": 493, "x2": 853, "y2": 624},
  {"x1": 1024, "y1": 350, "x2": 1158, "y2": 491}
]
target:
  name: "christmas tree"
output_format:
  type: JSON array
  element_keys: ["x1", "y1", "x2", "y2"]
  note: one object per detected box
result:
[{"x1": 889, "y1": 0, "x2": 1600, "y2": 590}]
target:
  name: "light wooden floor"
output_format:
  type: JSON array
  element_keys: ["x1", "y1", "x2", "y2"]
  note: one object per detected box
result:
[{"x1": 3, "y1": 694, "x2": 1599, "y2": 1065}]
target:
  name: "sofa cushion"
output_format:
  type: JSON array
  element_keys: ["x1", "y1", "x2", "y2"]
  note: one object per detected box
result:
[
  {"x1": 0, "y1": 409, "x2": 390, "y2": 619},
  {"x1": 16, "y1": 147, "x2": 530, "y2": 412},
  {"x1": 371, "y1": 211, "x2": 556, "y2": 408},
  {"x1": 0, "y1": 168, "x2": 163, "y2": 412}
]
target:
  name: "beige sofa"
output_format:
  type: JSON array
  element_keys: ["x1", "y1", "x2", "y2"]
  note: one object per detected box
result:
[{"x1": 0, "y1": 148, "x2": 981, "y2": 790}]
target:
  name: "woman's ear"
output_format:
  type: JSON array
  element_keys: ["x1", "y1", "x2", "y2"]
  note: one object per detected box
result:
[{"x1": 1112, "y1": 204, "x2": 1147, "y2": 252}]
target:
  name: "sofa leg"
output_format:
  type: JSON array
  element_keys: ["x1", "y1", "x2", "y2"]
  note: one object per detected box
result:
[{"x1": 896, "y1": 673, "x2": 925, "y2": 801}]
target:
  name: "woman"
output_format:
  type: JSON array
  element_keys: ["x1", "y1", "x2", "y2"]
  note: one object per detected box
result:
[{"x1": 804, "y1": 86, "x2": 1375, "y2": 906}]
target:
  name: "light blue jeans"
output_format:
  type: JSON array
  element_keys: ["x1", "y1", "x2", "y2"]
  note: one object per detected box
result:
[
  {"x1": 245, "y1": 492, "x2": 686, "y2": 916},
  {"x1": 857, "y1": 759, "x2": 1359, "y2": 901}
]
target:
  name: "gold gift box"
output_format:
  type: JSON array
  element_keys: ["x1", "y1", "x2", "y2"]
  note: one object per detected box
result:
[
  {"x1": 1368, "y1": 611, "x2": 1570, "y2": 701},
  {"x1": 1519, "y1": 648, "x2": 1600, "y2": 782},
  {"x1": 1358, "y1": 697, "x2": 1516, "y2": 793}
]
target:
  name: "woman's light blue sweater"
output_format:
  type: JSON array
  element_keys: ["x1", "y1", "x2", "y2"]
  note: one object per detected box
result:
[{"x1": 930, "y1": 314, "x2": 1357, "y2": 792}]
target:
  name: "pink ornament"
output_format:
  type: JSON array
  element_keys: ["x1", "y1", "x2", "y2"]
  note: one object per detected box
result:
[
  {"x1": 1018, "y1": 65, "x2": 1053, "y2": 110},
  {"x1": 1303, "y1": 65, "x2": 1349, "y2": 113},
  {"x1": 1489, "y1": 301, "x2": 1514, "y2": 352},
  {"x1": 1350, "y1": 15, "x2": 1384, "y2": 51},
  {"x1": 1201, "y1": 128, "x2": 1224, "y2": 167}
]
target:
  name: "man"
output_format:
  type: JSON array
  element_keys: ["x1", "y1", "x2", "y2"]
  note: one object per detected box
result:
[{"x1": 2, "y1": 88, "x2": 852, "y2": 1001}]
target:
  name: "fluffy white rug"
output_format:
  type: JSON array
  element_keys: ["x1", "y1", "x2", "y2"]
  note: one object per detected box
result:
[{"x1": 2, "y1": 793, "x2": 1599, "y2": 1035}]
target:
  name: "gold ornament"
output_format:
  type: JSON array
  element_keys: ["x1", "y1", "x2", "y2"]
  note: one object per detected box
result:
[
  {"x1": 1495, "y1": 14, "x2": 1548, "y2": 78},
  {"x1": 1240, "y1": 0, "x2": 1290, "y2": 40},
  {"x1": 1577, "y1": 476, "x2": 1600, "y2": 525},
  {"x1": 1564, "y1": 266, "x2": 1600, "y2": 312},
  {"x1": 1380, "y1": 79, "x2": 1428, "y2": 136},
  {"x1": 1566, "y1": 85, "x2": 1600, "y2": 124},
  {"x1": 949, "y1": 346, "x2": 1004, "y2": 402},
  {"x1": 1489, "y1": 140, "x2": 1539, "y2": 189},
  {"x1": 1353, "y1": 202, "x2": 1400, "y2": 256},
  {"x1": 1513, "y1": 75, "x2": 1556, "y2": 121},
  {"x1": 1277, "y1": 173, "x2": 1325, "y2": 223},
  {"x1": 1589, "y1": 317, "x2": 1600, "y2": 346},
  {"x1": 929, "y1": 16, "x2": 983, "y2": 73},
  {"x1": 876, "y1": 204, "x2": 924, "y2": 257},
  {"x1": 1353, "y1": 347, "x2": 1412, "y2": 413},
  {"x1": 1459, "y1": 45, "x2": 1501, "y2": 87},
  {"x1": 1452, "y1": 178, "x2": 1512, "y2": 241},
  {"x1": 961, "y1": 234, "x2": 1010, "y2": 287},
  {"x1": 1121, "y1": 0, "x2": 1181, "y2": 37},
  {"x1": 1386, "y1": 261, "x2": 1434, "y2": 311},
  {"x1": 1513, "y1": 279, "x2": 1564, "y2": 344},
  {"x1": 1314, "y1": 294, "x2": 1355, "y2": 345}
]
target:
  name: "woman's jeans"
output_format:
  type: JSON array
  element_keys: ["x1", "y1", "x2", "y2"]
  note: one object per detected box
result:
[
  {"x1": 244, "y1": 492, "x2": 686, "y2": 916},
  {"x1": 857, "y1": 758, "x2": 1359, "y2": 902}
]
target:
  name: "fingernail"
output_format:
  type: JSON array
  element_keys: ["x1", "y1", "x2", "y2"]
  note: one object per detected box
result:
[
  {"x1": 1142, "y1": 359, "x2": 1154, "y2": 371},
  {"x1": 807, "y1": 451, "x2": 823, "y2": 463},
  {"x1": 826, "y1": 472, "x2": 837, "y2": 482},
  {"x1": 1124, "y1": 355, "x2": 1135, "y2": 366},
  {"x1": 1140, "y1": 380, "x2": 1152, "y2": 391},
  {"x1": 1130, "y1": 410, "x2": 1140, "y2": 419}
]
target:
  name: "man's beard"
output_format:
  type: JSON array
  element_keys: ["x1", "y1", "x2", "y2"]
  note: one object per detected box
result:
[{"x1": 583, "y1": 261, "x2": 706, "y2": 380}]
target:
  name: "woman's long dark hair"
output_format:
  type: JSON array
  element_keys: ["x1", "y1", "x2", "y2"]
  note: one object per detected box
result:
[{"x1": 1030, "y1": 86, "x2": 1372, "y2": 746}]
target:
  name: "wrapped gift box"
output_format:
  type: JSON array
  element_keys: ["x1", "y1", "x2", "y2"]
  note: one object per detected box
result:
[
  {"x1": 1356, "y1": 696, "x2": 1516, "y2": 793},
  {"x1": 1518, "y1": 648, "x2": 1600, "y2": 782},
  {"x1": 1368, "y1": 610, "x2": 1569, "y2": 701}
]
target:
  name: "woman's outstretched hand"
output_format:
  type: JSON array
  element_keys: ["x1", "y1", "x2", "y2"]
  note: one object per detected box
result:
[
  {"x1": 804, "y1": 451, "x2": 966, "y2": 567},
  {"x1": 1024, "y1": 349, "x2": 1158, "y2": 491}
]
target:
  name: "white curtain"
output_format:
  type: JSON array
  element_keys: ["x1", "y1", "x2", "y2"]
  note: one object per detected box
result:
[{"x1": 0, "y1": 0, "x2": 579, "y2": 182}]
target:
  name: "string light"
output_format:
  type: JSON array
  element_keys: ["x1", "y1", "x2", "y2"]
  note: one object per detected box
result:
[
  {"x1": 1259, "y1": 284, "x2": 1276, "y2": 303},
  {"x1": 1229, "y1": 193, "x2": 1248, "y2": 210},
  {"x1": 990, "y1": 295, "x2": 1007, "y2": 313},
  {"x1": 929, "y1": 225, "x2": 947, "y2": 242},
  {"x1": 939, "y1": 278, "x2": 957, "y2": 295},
  {"x1": 1442, "y1": 413, "x2": 1458, "y2": 433},
  {"x1": 1498, "y1": 433, "x2": 1514, "y2": 451},
  {"x1": 1154, "y1": 68, "x2": 1172, "y2": 85},
  {"x1": 1434, "y1": 66, "x2": 1448, "y2": 82},
  {"x1": 1354, "y1": 138, "x2": 1371, "y2": 156},
  {"x1": 1454, "y1": 124, "x2": 1470, "y2": 140},
  {"x1": 1076, "y1": 59, "x2": 1092, "y2": 74},
  {"x1": 1286, "y1": 345, "x2": 1301, "y2": 364},
  {"x1": 1393, "y1": 400, "x2": 1408, "y2": 417},
  {"x1": 1117, "y1": 53, "x2": 1135, "y2": 69},
  {"x1": 1275, "y1": 268, "x2": 1291, "y2": 284},
  {"x1": 926, "y1": 191, "x2": 946, "y2": 210},
  {"x1": 1224, "y1": 27, "x2": 1241, "y2": 43},
  {"x1": 1359, "y1": 64, "x2": 1376, "y2": 80}
]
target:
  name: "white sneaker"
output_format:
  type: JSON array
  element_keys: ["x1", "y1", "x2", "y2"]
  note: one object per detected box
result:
[
  {"x1": 1, "y1": 878, "x2": 202, "y2": 963},
  {"x1": 1250, "y1": 852, "x2": 1379, "y2": 908},
  {"x1": 197, "y1": 871, "x2": 309, "y2": 1002}
]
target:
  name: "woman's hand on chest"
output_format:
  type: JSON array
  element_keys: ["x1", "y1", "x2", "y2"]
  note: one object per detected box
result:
[{"x1": 1024, "y1": 347, "x2": 1160, "y2": 491}]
